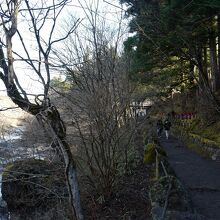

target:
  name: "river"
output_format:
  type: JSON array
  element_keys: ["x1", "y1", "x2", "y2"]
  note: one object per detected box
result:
[
  {"x1": 0, "y1": 125, "x2": 49, "y2": 220},
  {"x1": 0, "y1": 126, "x2": 26, "y2": 220}
]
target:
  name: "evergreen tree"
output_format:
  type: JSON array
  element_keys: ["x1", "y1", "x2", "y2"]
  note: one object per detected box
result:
[{"x1": 121, "y1": 0, "x2": 220, "y2": 111}]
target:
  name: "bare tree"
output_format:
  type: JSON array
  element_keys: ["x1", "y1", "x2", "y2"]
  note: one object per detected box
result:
[
  {"x1": 0, "y1": 0, "x2": 83, "y2": 219},
  {"x1": 52, "y1": 0, "x2": 139, "y2": 198}
]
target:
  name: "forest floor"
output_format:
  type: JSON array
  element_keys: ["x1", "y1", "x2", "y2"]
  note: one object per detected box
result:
[
  {"x1": 82, "y1": 120, "x2": 153, "y2": 219},
  {"x1": 0, "y1": 96, "x2": 153, "y2": 220},
  {"x1": 159, "y1": 134, "x2": 220, "y2": 220},
  {"x1": 82, "y1": 163, "x2": 152, "y2": 220}
]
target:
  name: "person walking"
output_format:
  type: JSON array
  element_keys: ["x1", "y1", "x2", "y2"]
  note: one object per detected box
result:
[
  {"x1": 164, "y1": 118, "x2": 171, "y2": 139},
  {"x1": 156, "y1": 119, "x2": 163, "y2": 138}
]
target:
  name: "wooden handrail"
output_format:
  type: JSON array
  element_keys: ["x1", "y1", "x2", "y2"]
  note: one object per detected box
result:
[
  {"x1": 155, "y1": 147, "x2": 171, "y2": 220},
  {"x1": 155, "y1": 148, "x2": 168, "y2": 178}
]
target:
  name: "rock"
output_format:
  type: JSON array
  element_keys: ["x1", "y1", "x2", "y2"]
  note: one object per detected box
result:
[
  {"x1": 0, "y1": 198, "x2": 8, "y2": 220},
  {"x1": 1, "y1": 159, "x2": 70, "y2": 219},
  {"x1": 211, "y1": 149, "x2": 220, "y2": 161},
  {"x1": 143, "y1": 143, "x2": 167, "y2": 164},
  {"x1": 0, "y1": 198, "x2": 7, "y2": 208},
  {"x1": 151, "y1": 204, "x2": 163, "y2": 220}
]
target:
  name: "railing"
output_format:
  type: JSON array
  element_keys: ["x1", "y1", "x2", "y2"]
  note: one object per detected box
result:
[
  {"x1": 155, "y1": 148, "x2": 172, "y2": 220},
  {"x1": 155, "y1": 148, "x2": 168, "y2": 179}
]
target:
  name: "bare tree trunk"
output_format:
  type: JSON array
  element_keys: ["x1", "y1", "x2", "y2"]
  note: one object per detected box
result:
[
  {"x1": 0, "y1": 1, "x2": 84, "y2": 219},
  {"x1": 209, "y1": 32, "x2": 220, "y2": 92},
  {"x1": 0, "y1": 47, "x2": 84, "y2": 220},
  {"x1": 189, "y1": 60, "x2": 195, "y2": 87},
  {"x1": 193, "y1": 48, "x2": 220, "y2": 113},
  {"x1": 36, "y1": 106, "x2": 83, "y2": 220},
  {"x1": 218, "y1": 14, "x2": 220, "y2": 84},
  {"x1": 197, "y1": 46, "x2": 208, "y2": 90},
  {"x1": 203, "y1": 46, "x2": 208, "y2": 77}
]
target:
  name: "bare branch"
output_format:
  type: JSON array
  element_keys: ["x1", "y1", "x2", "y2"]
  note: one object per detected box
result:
[{"x1": 0, "y1": 106, "x2": 19, "y2": 111}]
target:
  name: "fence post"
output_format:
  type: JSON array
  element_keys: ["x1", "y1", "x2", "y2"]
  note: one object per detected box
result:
[
  {"x1": 154, "y1": 146, "x2": 172, "y2": 220},
  {"x1": 155, "y1": 150, "x2": 159, "y2": 180}
]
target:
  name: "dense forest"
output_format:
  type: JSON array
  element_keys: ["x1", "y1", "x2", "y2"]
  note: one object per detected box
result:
[
  {"x1": 0, "y1": 0, "x2": 220, "y2": 220},
  {"x1": 121, "y1": 0, "x2": 220, "y2": 106}
]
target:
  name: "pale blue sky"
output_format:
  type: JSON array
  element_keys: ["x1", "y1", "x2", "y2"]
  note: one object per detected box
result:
[{"x1": 0, "y1": 0, "x2": 129, "y2": 96}]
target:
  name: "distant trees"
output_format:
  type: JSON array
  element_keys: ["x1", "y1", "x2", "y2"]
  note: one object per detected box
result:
[{"x1": 120, "y1": 0, "x2": 220, "y2": 111}]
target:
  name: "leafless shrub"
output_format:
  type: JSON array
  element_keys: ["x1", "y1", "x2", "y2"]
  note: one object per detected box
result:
[{"x1": 52, "y1": 1, "x2": 140, "y2": 198}]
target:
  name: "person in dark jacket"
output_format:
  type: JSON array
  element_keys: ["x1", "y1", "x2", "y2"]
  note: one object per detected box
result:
[{"x1": 164, "y1": 118, "x2": 171, "y2": 139}]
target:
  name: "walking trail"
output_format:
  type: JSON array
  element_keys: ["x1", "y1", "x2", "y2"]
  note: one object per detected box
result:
[{"x1": 159, "y1": 135, "x2": 220, "y2": 220}]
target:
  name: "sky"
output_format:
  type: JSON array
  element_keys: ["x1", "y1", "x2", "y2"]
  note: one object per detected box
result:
[{"x1": 0, "y1": 0, "x2": 129, "y2": 96}]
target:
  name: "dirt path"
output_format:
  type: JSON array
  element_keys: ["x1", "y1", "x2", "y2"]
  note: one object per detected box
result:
[{"x1": 159, "y1": 135, "x2": 220, "y2": 220}]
